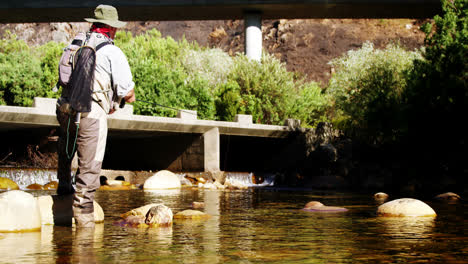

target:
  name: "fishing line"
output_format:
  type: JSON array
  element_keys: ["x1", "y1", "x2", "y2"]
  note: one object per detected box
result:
[{"x1": 124, "y1": 99, "x2": 197, "y2": 115}]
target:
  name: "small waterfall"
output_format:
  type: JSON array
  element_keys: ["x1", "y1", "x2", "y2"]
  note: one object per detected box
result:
[
  {"x1": 224, "y1": 172, "x2": 275, "y2": 187},
  {"x1": 0, "y1": 168, "x2": 58, "y2": 189}
]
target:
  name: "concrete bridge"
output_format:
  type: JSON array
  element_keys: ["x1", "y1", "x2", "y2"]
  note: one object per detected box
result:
[
  {"x1": 0, "y1": 0, "x2": 442, "y2": 60},
  {"x1": 0, "y1": 98, "x2": 296, "y2": 172}
]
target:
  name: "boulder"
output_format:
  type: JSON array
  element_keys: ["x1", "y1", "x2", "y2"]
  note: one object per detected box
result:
[
  {"x1": 26, "y1": 183, "x2": 44, "y2": 190},
  {"x1": 191, "y1": 201, "x2": 205, "y2": 209},
  {"x1": 0, "y1": 177, "x2": 19, "y2": 190},
  {"x1": 99, "y1": 183, "x2": 137, "y2": 191},
  {"x1": 43, "y1": 181, "x2": 58, "y2": 190},
  {"x1": 37, "y1": 195, "x2": 104, "y2": 226},
  {"x1": 0, "y1": 190, "x2": 41, "y2": 232},
  {"x1": 119, "y1": 203, "x2": 173, "y2": 227},
  {"x1": 374, "y1": 192, "x2": 389, "y2": 201},
  {"x1": 143, "y1": 170, "x2": 181, "y2": 190},
  {"x1": 302, "y1": 201, "x2": 348, "y2": 212},
  {"x1": 377, "y1": 198, "x2": 436, "y2": 217},
  {"x1": 434, "y1": 192, "x2": 461, "y2": 201},
  {"x1": 174, "y1": 209, "x2": 211, "y2": 220}
]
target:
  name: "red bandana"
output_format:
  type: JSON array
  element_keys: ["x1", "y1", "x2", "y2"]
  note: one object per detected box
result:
[{"x1": 91, "y1": 25, "x2": 111, "y2": 38}]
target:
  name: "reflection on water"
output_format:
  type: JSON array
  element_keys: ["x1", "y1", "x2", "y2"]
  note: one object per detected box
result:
[
  {"x1": 379, "y1": 217, "x2": 436, "y2": 240},
  {"x1": 0, "y1": 189, "x2": 466, "y2": 263}
]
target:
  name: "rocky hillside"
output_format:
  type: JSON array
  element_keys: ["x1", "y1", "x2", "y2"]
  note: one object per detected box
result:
[{"x1": 1, "y1": 19, "x2": 427, "y2": 85}]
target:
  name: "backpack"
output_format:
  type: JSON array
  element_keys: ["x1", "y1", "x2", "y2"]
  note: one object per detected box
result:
[{"x1": 58, "y1": 32, "x2": 112, "y2": 113}]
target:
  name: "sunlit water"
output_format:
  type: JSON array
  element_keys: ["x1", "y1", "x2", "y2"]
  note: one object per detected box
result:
[{"x1": 1, "y1": 187, "x2": 466, "y2": 264}]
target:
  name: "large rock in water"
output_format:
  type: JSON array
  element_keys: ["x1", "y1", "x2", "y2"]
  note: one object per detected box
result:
[
  {"x1": 143, "y1": 170, "x2": 181, "y2": 190},
  {"x1": 119, "y1": 203, "x2": 173, "y2": 227},
  {"x1": 302, "y1": 201, "x2": 348, "y2": 212},
  {"x1": 434, "y1": 192, "x2": 461, "y2": 202},
  {"x1": 0, "y1": 177, "x2": 19, "y2": 190},
  {"x1": 37, "y1": 195, "x2": 104, "y2": 226},
  {"x1": 0, "y1": 190, "x2": 41, "y2": 232},
  {"x1": 377, "y1": 198, "x2": 436, "y2": 217}
]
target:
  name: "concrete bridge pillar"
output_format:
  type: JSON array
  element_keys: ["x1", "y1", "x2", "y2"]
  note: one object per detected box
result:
[
  {"x1": 203, "y1": 127, "x2": 220, "y2": 172},
  {"x1": 244, "y1": 11, "x2": 262, "y2": 61}
]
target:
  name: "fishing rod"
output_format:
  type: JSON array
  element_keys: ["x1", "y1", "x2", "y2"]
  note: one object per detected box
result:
[{"x1": 120, "y1": 98, "x2": 197, "y2": 115}]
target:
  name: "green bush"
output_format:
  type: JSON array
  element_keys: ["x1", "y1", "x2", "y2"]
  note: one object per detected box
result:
[
  {"x1": 116, "y1": 30, "x2": 216, "y2": 119},
  {"x1": 215, "y1": 80, "x2": 242, "y2": 121},
  {"x1": 218, "y1": 53, "x2": 327, "y2": 125},
  {"x1": 327, "y1": 42, "x2": 423, "y2": 144},
  {"x1": 0, "y1": 32, "x2": 63, "y2": 106},
  {"x1": 289, "y1": 81, "x2": 330, "y2": 127},
  {"x1": 0, "y1": 28, "x2": 330, "y2": 127},
  {"x1": 0, "y1": 33, "x2": 42, "y2": 106},
  {"x1": 37, "y1": 41, "x2": 64, "y2": 98},
  {"x1": 405, "y1": 0, "x2": 467, "y2": 126},
  {"x1": 182, "y1": 48, "x2": 233, "y2": 90},
  {"x1": 402, "y1": 0, "x2": 467, "y2": 174}
]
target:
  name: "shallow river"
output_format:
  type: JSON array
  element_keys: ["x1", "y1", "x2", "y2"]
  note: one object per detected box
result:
[{"x1": 1, "y1": 188, "x2": 466, "y2": 263}]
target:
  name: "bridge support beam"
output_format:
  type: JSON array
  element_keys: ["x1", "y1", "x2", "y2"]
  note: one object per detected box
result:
[
  {"x1": 203, "y1": 127, "x2": 220, "y2": 172},
  {"x1": 244, "y1": 11, "x2": 262, "y2": 61}
]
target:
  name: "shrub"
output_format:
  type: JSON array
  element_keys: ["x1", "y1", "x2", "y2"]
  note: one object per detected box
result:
[
  {"x1": 214, "y1": 53, "x2": 329, "y2": 126},
  {"x1": 289, "y1": 81, "x2": 330, "y2": 127},
  {"x1": 37, "y1": 41, "x2": 64, "y2": 98},
  {"x1": 215, "y1": 80, "x2": 242, "y2": 121},
  {"x1": 0, "y1": 32, "x2": 43, "y2": 106},
  {"x1": 0, "y1": 32, "x2": 63, "y2": 106},
  {"x1": 0, "y1": 28, "x2": 329, "y2": 127},
  {"x1": 406, "y1": 0, "x2": 467, "y2": 128},
  {"x1": 327, "y1": 42, "x2": 423, "y2": 144},
  {"x1": 182, "y1": 48, "x2": 233, "y2": 90},
  {"x1": 222, "y1": 54, "x2": 295, "y2": 125},
  {"x1": 402, "y1": 0, "x2": 468, "y2": 175},
  {"x1": 115, "y1": 30, "x2": 216, "y2": 119}
]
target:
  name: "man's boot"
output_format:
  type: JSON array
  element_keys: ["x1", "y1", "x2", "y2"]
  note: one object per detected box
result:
[{"x1": 73, "y1": 208, "x2": 95, "y2": 228}]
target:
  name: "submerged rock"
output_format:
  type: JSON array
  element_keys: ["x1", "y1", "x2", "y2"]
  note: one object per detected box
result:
[
  {"x1": 0, "y1": 190, "x2": 41, "y2": 232},
  {"x1": 191, "y1": 201, "x2": 205, "y2": 209},
  {"x1": 377, "y1": 198, "x2": 436, "y2": 217},
  {"x1": 434, "y1": 192, "x2": 461, "y2": 202},
  {"x1": 0, "y1": 177, "x2": 19, "y2": 190},
  {"x1": 143, "y1": 170, "x2": 181, "y2": 190},
  {"x1": 118, "y1": 203, "x2": 173, "y2": 228},
  {"x1": 37, "y1": 195, "x2": 104, "y2": 226},
  {"x1": 43, "y1": 181, "x2": 58, "y2": 190},
  {"x1": 302, "y1": 201, "x2": 348, "y2": 212},
  {"x1": 99, "y1": 180, "x2": 137, "y2": 190},
  {"x1": 174, "y1": 209, "x2": 211, "y2": 220},
  {"x1": 374, "y1": 192, "x2": 389, "y2": 202},
  {"x1": 26, "y1": 183, "x2": 43, "y2": 190}
]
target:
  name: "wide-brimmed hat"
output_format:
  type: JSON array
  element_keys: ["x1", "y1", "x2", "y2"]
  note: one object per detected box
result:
[{"x1": 85, "y1": 5, "x2": 127, "y2": 28}]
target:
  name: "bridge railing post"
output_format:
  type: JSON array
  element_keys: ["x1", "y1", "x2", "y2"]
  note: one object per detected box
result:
[{"x1": 177, "y1": 110, "x2": 197, "y2": 120}]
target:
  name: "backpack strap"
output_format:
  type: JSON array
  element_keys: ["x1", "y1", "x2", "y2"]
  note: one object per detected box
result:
[{"x1": 96, "y1": 42, "x2": 111, "y2": 51}]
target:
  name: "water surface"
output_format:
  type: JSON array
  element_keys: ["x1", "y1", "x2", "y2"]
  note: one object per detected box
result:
[{"x1": 0, "y1": 188, "x2": 466, "y2": 263}]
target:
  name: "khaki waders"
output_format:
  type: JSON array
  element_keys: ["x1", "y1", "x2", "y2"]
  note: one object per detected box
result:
[{"x1": 56, "y1": 100, "x2": 107, "y2": 228}]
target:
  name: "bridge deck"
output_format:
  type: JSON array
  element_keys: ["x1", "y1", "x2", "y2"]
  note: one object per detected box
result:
[{"x1": 0, "y1": 0, "x2": 442, "y2": 23}]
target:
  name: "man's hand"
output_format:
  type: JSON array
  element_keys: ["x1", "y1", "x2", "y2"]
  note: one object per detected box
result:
[{"x1": 124, "y1": 89, "x2": 136, "y2": 103}]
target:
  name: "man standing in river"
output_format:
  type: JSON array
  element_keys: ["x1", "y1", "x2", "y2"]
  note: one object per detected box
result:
[{"x1": 56, "y1": 4, "x2": 136, "y2": 227}]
